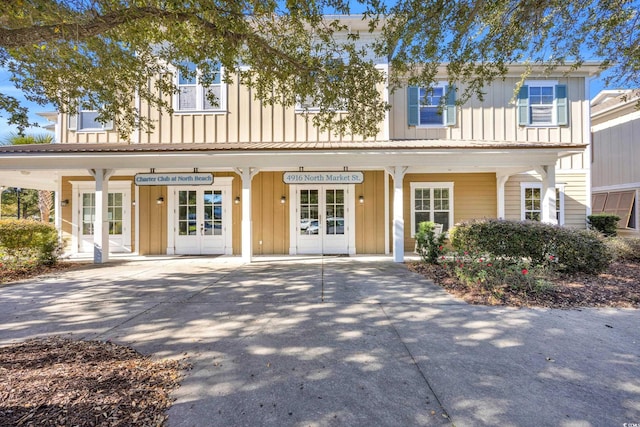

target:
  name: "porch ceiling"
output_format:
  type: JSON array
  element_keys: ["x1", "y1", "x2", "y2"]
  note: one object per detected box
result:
[{"x1": 0, "y1": 141, "x2": 586, "y2": 190}]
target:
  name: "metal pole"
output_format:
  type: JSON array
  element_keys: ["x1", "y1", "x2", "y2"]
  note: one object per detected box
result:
[
  {"x1": 16, "y1": 187, "x2": 21, "y2": 219},
  {"x1": 0, "y1": 186, "x2": 4, "y2": 220}
]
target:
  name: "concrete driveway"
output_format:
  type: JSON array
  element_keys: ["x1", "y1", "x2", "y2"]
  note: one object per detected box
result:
[{"x1": 1, "y1": 256, "x2": 638, "y2": 426}]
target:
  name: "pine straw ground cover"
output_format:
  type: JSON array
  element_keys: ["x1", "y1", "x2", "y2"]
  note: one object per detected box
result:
[
  {"x1": 0, "y1": 337, "x2": 187, "y2": 427},
  {"x1": 409, "y1": 260, "x2": 640, "y2": 308}
]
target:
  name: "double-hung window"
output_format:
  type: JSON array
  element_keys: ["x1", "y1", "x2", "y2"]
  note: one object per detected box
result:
[
  {"x1": 410, "y1": 182, "x2": 454, "y2": 237},
  {"x1": 517, "y1": 81, "x2": 568, "y2": 126},
  {"x1": 175, "y1": 62, "x2": 225, "y2": 112},
  {"x1": 521, "y1": 183, "x2": 542, "y2": 221},
  {"x1": 407, "y1": 84, "x2": 456, "y2": 126},
  {"x1": 521, "y1": 183, "x2": 564, "y2": 223},
  {"x1": 68, "y1": 94, "x2": 113, "y2": 132}
]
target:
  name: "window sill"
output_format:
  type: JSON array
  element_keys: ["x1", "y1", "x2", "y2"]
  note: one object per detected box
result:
[{"x1": 173, "y1": 110, "x2": 228, "y2": 115}]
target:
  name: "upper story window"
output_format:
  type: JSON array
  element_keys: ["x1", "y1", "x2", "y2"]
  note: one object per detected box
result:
[
  {"x1": 68, "y1": 95, "x2": 113, "y2": 132},
  {"x1": 517, "y1": 82, "x2": 568, "y2": 127},
  {"x1": 407, "y1": 84, "x2": 456, "y2": 127},
  {"x1": 175, "y1": 62, "x2": 226, "y2": 112}
]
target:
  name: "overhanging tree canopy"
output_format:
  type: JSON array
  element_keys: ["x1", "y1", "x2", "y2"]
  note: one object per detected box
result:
[{"x1": 0, "y1": 0, "x2": 638, "y2": 138}]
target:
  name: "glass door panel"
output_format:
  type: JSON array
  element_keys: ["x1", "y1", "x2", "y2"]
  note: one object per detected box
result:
[
  {"x1": 178, "y1": 190, "x2": 197, "y2": 236},
  {"x1": 300, "y1": 189, "x2": 319, "y2": 235},
  {"x1": 325, "y1": 189, "x2": 345, "y2": 235},
  {"x1": 82, "y1": 193, "x2": 95, "y2": 235}
]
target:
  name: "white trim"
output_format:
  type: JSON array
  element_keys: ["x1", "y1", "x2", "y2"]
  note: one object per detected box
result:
[
  {"x1": 520, "y1": 182, "x2": 542, "y2": 221},
  {"x1": 409, "y1": 182, "x2": 454, "y2": 238},
  {"x1": 384, "y1": 169, "x2": 390, "y2": 254},
  {"x1": 593, "y1": 182, "x2": 640, "y2": 192},
  {"x1": 172, "y1": 63, "x2": 227, "y2": 113},
  {"x1": 591, "y1": 110, "x2": 640, "y2": 132},
  {"x1": 416, "y1": 82, "x2": 449, "y2": 127},
  {"x1": 288, "y1": 184, "x2": 355, "y2": 255},
  {"x1": 134, "y1": 185, "x2": 140, "y2": 254},
  {"x1": 167, "y1": 176, "x2": 234, "y2": 256},
  {"x1": 555, "y1": 169, "x2": 589, "y2": 174},
  {"x1": 523, "y1": 80, "x2": 559, "y2": 127},
  {"x1": 556, "y1": 184, "x2": 565, "y2": 226},
  {"x1": 70, "y1": 180, "x2": 132, "y2": 254},
  {"x1": 584, "y1": 76, "x2": 593, "y2": 217}
]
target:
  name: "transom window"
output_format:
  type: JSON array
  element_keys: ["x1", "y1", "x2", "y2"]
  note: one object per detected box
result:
[
  {"x1": 175, "y1": 62, "x2": 225, "y2": 112},
  {"x1": 410, "y1": 182, "x2": 454, "y2": 237}
]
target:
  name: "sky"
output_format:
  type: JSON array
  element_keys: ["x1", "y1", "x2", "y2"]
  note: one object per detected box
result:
[
  {"x1": 0, "y1": 69, "x2": 54, "y2": 143},
  {"x1": 0, "y1": 65, "x2": 619, "y2": 144}
]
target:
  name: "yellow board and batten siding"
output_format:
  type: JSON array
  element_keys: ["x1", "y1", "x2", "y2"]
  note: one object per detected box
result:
[{"x1": 128, "y1": 75, "x2": 385, "y2": 145}]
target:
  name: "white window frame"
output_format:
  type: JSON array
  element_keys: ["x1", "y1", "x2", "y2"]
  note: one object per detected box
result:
[
  {"x1": 521, "y1": 182, "x2": 542, "y2": 221},
  {"x1": 417, "y1": 82, "x2": 448, "y2": 127},
  {"x1": 410, "y1": 182, "x2": 454, "y2": 237},
  {"x1": 173, "y1": 63, "x2": 227, "y2": 113},
  {"x1": 71, "y1": 94, "x2": 113, "y2": 132},
  {"x1": 524, "y1": 80, "x2": 558, "y2": 127}
]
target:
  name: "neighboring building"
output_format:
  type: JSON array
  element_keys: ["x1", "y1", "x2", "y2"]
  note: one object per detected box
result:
[
  {"x1": 591, "y1": 89, "x2": 640, "y2": 236},
  {"x1": 0, "y1": 17, "x2": 599, "y2": 263}
]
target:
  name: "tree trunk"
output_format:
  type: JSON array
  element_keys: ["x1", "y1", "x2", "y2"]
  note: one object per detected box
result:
[{"x1": 38, "y1": 190, "x2": 53, "y2": 223}]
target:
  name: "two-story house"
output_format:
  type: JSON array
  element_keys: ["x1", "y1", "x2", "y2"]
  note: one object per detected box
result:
[
  {"x1": 0, "y1": 17, "x2": 600, "y2": 263},
  {"x1": 591, "y1": 89, "x2": 640, "y2": 236}
]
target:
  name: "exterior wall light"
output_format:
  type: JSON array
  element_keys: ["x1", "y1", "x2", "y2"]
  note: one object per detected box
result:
[
  {"x1": 359, "y1": 195, "x2": 364, "y2": 204},
  {"x1": 156, "y1": 196, "x2": 164, "y2": 205},
  {"x1": 60, "y1": 199, "x2": 69, "y2": 207},
  {"x1": 234, "y1": 196, "x2": 241, "y2": 204},
  {"x1": 280, "y1": 196, "x2": 286, "y2": 204}
]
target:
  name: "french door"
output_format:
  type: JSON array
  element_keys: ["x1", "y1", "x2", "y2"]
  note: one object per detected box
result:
[
  {"x1": 294, "y1": 185, "x2": 352, "y2": 254},
  {"x1": 173, "y1": 186, "x2": 230, "y2": 255},
  {"x1": 79, "y1": 190, "x2": 131, "y2": 253}
]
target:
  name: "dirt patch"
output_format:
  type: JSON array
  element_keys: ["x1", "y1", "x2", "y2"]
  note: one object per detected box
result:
[
  {"x1": 0, "y1": 336, "x2": 187, "y2": 426},
  {"x1": 0, "y1": 261, "x2": 82, "y2": 286},
  {"x1": 409, "y1": 261, "x2": 640, "y2": 308}
]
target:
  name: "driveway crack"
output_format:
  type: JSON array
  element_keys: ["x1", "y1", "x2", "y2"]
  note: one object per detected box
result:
[{"x1": 378, "y1": 303, "x2": 453, "y2": 424}]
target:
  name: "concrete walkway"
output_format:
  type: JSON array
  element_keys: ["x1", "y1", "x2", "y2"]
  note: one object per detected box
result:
[{"x1": 1, "y1": 256, "x2": 638, "y2": 426}]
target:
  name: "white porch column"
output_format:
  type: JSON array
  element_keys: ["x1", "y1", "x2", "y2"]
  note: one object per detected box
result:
[
  {"x1": 89, "y1": 169, "x2": 114, "y2": 263},
  {"x1": 537, "y1": 165, "x2": 557, "y2": 225},
  {"x1": 496, "y1": 175, "x2": 509, "y2": 219},
  {"x1": 235, "y1": 167, "x2": 258, "y2": 263},
  {"x1": 387, "y1": 167, "x2": 408, "y2": 263}
]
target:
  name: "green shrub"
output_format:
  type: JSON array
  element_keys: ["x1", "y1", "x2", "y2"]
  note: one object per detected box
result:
[
  {"x1": 415, "y1": 221, "x2": 446, "y2": 264},
  {"x1": 0, "y1": 219, "x2": 61, "y2": 265},
  {"x1": 450, "y1": 219, "x2": 611, "y2": 274},
  {"x1": 450, "y1": 254, "x2": 554, "y2": 297},
  {"x1": 588, "y1": 214, "x2": 620, "y2": 236},
  {"x1": 606, "y1": 236, "x2": 640, "y2": 262}
]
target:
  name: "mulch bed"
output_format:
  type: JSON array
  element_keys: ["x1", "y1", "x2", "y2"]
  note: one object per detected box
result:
[
  {"x1": 409, "y1": 260, "x2": 640, "y2": 308},
  {"x1": 0, "y1": 336, "x2": 187, "y2": 427}
]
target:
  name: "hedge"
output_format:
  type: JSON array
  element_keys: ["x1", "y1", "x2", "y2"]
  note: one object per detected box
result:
[
  {"x1": 0, "y1": 219, "x2": 61, "y2": 265},
  {"x1": 450, "y1": 219, "x2": 611, "y2": 274}
]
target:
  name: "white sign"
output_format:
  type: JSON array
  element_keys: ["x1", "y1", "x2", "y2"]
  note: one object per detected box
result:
[
  {"x1": 134, "y1": 173, "x2": 214, "y2": 186},
  {"x1": 283, "y1": 171, "x2": 364, "y2": 184}
]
